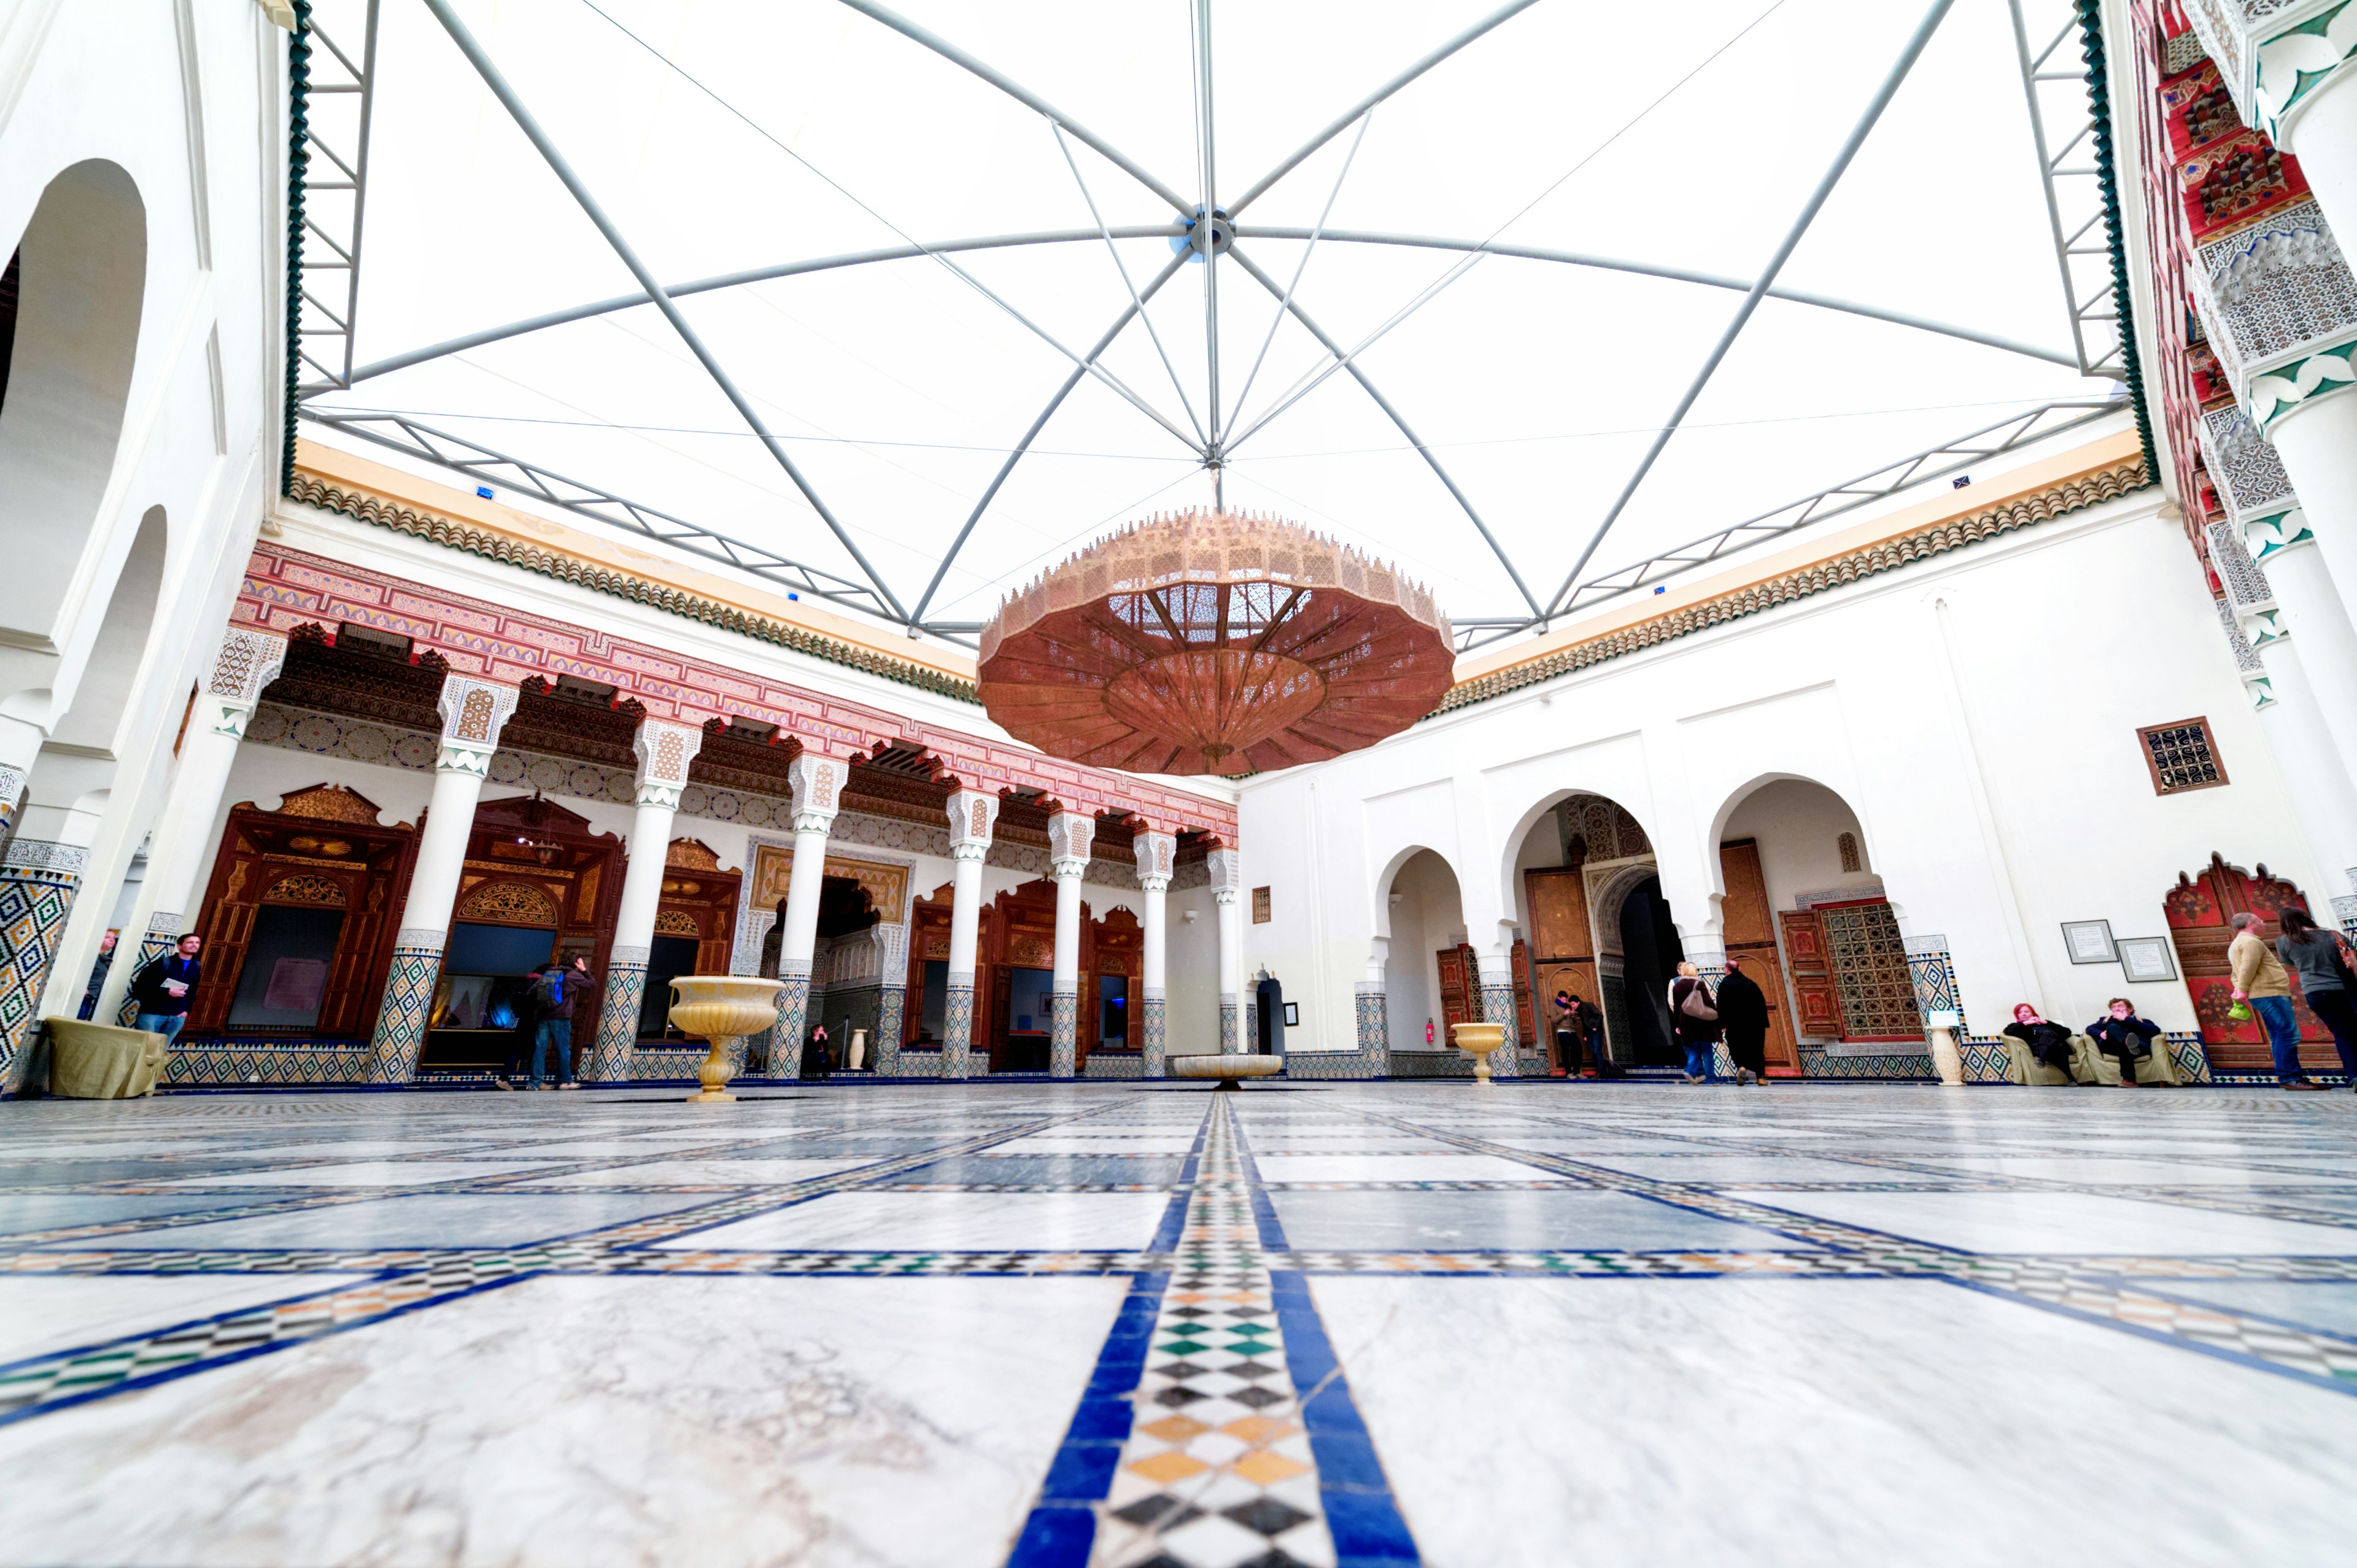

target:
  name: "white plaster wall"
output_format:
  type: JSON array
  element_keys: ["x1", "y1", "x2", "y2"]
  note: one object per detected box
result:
[
  {"x1": 1164, "y1": 883, "x2": 1221, "y2": 1055},
  {"x1": 7, "y1": 1, "x2": 290, "y2": 1017},
  {"x1": 1381, "y1": 850, "x2": 1465, "y2": 1055},
  {"x1": 1722, "y1": 778, "x2": 1878, "y2": 915},
  {"x1": 1239, "y1": 474, "x2": 2305, "y2": 1040}
]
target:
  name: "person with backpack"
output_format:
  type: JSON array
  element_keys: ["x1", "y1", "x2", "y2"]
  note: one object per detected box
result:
[
  {"x1": 2277, "y1": 907, "x2": 2357, "y2": 1086},
  {"x1": 525, "y1": 957, "x2": 590, "y2": 1089},
  {"x1": 130, "y1": 933, "x2": 204, "y2": 1043}
]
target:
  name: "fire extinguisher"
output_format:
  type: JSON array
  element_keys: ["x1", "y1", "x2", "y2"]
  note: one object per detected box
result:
[{"x1": 1425, "y1": 1018, "x2": 1436, "y2": 1046}]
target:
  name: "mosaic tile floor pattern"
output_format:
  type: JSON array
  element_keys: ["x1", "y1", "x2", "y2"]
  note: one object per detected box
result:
[{"x1": 4, "y1": 1082, "x2": 2357, "y2": 1564}]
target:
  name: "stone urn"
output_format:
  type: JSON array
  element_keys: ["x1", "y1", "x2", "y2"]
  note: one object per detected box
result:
[
  {"x1": 667, "y1": 976, "x2": 784, "y2": 1103},
  {"x1": 1450, "y1": 1021, "x2": 1507, "y2": 1086}
]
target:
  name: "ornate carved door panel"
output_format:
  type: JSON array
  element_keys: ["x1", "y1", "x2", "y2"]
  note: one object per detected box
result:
[
  {"x1": 2165, "y1": 852, "x2": 2334, "y2": 1073},
  {"x1": 1523, "y1": 865, "x2": 1598, "y2": 1060},
  {"x1": 1777, "y1": 910, "x2": 1843, "y2": 1041},
  {"x1": 1434, "y1": 944, "x2": 1477, "y2": 1033}
]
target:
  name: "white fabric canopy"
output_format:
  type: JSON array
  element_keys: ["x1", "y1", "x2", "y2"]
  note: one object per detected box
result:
[{"x1": 296, "y1": 0, "x2": 2123, "y2": 648}]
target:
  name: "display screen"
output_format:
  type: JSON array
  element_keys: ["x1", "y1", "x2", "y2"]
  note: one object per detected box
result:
[{"x1": 445, "y1": 921, "x2": 554, "y2": 976}]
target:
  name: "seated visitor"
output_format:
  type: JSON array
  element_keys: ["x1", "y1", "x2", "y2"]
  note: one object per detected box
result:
[
  {"x1": 2275, "y1": 908, "x2": 2357, "y2": 1084},
  {"x1": 2003, "y1": 1003, "x2": 2078, "y2": 1081},
  {"x1": 2084, "y1": 998, "x2": 2162, "y2": 1087}
]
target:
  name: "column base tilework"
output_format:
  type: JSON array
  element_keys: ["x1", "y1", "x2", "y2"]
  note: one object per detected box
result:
[
  {"x1": 875, "y1": 986, "x2": 905, "y2": 1077},
  {"x1": 163, "y1": 1044, "x2": 371, "y2": 1087},
  {"x1": 1050, "y1": 991, "x2": 1077, "y2": 1078},
  {"x1": 1143, "y1": 992, "x2": 1167, "y2": 1078},
  {"x1": 770, "y1": 971, "x2": 811, "y2": 1083},
  {"x1": 1478, "y1": 979, "x2": 1520, "y2": 1078},
  {"x1": 586, "y1": 963, "x2": 646, "y2": 1083},
  {"x1": 365, "y1": 943, "x2": 444, "y2": 1084},
  {"x1": 942, "y1": 981, "x2": 975, "y2": 1079},
  {"x1": 1083, "y1": 1052, "x2": 1144, "y2": 1078},
  {"x1": 1220, "y1": 998, "x2": 1239, "y2": 1056},
  {"x1": 0, "y1": 842, "x2": 84, "y2": 1094},
  {"x1": 1798, "y1": 1047, "x2": 1938, "y2": 1080}
]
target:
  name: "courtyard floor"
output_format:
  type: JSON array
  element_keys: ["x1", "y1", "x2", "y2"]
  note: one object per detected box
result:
[{"x1": 2, "y1": 1079, "x2": 2355, "y2": 1566}]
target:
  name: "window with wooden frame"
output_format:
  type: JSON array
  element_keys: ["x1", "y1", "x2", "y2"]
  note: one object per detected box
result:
[
  {"x1": 2137, "y1": 717, "x2": 2227, "y2": 795},
  {"x1": 1252, "y1": 886, "x2": 1271, "y2": 923}
]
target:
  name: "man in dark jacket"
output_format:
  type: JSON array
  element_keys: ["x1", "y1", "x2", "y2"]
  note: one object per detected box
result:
[
  {"x1": 526, "y1": 957, "x2": 591, "y2": 1089},
  {"x1": 1717, "y1": 955, "x2": 1772, "y2": 1086},
  {"x1": 130, "y1": 933, "x2": 204, "y2": 1043}
]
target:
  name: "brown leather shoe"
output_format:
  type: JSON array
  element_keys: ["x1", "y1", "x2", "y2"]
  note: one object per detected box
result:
[{"x1": 2285, "y1": 1080, "x2": 2327, "y2": 1091}]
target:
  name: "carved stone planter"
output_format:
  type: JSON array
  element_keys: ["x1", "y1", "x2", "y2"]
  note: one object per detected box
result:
[
  {"x1": 1450, "y1": 1021, "x2": 1507, "y2": 1086},
  {"x1": 667, "y1": 976, "x2": 784, "y2": 1103}
]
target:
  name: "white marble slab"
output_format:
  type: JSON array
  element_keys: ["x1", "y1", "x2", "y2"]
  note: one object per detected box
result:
[
  {"x1": 512, "y1": 1157, "x2": 875, "y2": 1188},
  {"x1": 1251, "y1": 1154, "x2": 1560, "y2": 1184},
  {"x1": 656, "y1": 1190, "x2": 1174, "y2": 1251},
  {"x1": 1727, "y1": 1189, "x2": 2357, "y2": 1255},
  {"x1": 0, "y1": 1274, "x2": 1126, "y2": 1568},
  {"x1": 1583, "y1": 1153, "x2": 1926, "y2": 1184},
  {"x1": 0, "y1": 1273, "x2": 371, "y2": 1365},
  {"x1": 153, "y1": 1159, "x2": 567, "y2": 1188},
  {"x1": 215, "y1": 1140, "x2": 491, "y2": 1159},
  {"x1": 1913, "y1": 1156, "x2": 2353, "y2": 1186},
  {"x1": 1315, "y1": 1275, "x2": 2357, "y2": 1566}
]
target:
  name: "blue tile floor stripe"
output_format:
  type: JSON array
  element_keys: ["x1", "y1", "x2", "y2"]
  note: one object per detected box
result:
[
  {"x1": 1269, "y1": 1270, "x2": 1420, "y2": 1564},
  {"x1": 1005, "y1": 1269, "x2": 1171, "y2": 1567}
]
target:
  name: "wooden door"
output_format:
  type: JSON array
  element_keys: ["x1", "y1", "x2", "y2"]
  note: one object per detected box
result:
[
  {"x1": 1510, "y1": 937, "x2": 1536, "y2": 1045},
  {"x1": 1718, "y1": 840, "x2": 1799, "y2": 1073},
  {"x1": 1524, "y1": 865, "x2": 1599, "y2": 1059},
  {"x1": 1434, "y1": 944, "x2": 1477, "y2": 1033},
  {"x1": 1778, "y1": 909, "x2": 1843, "y2": 1040},
  {"x1": 2166, "y1": 852, "x2": 2336, "y2": 1072}
]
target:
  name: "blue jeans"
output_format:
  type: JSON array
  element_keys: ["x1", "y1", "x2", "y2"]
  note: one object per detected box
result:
[
  {"x1": 532, "y1": 1019, "x2": 573, "y2": 1084},
  {"x1": 2251, "y1": 994, "x2": 2304, "y2": 1083},
  {"x1": 1682, "y1": 1040, "x2": 1716, "y2": 1080},
  {"x1": 133, "y1": 1014, "x2": 187, "y2": 1044}
]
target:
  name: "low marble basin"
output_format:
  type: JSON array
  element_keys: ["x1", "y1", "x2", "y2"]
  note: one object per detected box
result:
[{"x1": 1171, "y1": 1055, "x2": 1285, "y2": 1090}]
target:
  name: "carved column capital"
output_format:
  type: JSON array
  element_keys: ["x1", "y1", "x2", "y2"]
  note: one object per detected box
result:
[
  {"x1": 1048, "y1": 810, "x2": 1093, "y2": 879},
  {"x1": 1206, "y1": 846, "x2": 1243, "y2": 894},
  {"x1": 202, "y1": 627, "x2": 288, "y2": 740},
  {"x1": 433, "y1": 677, "x2": 518, "y2": 775},
  {"x1": 1132, "y1": 828, "x2": 1176, "y2": 887},
  {"x1": 631, "y1": 718, "x2": 705, "y2": 809},
  {"x1": 947, "y1": 788, "x2": 998, "y2": 862},
  {"x1": 788, "y1": 751, "x2": 845, "y2": 834},
  {"x1": 2181, "y1": 1, "x2": 2357, "y2": 147}
]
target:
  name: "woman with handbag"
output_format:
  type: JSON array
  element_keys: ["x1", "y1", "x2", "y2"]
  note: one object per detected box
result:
[
  {"x1": 2277, "y1": 908, "x2": 2357, "y2": 1086},
  {"x1": 1668, "y1": 961, "x2": 1721, "y2": 1084}
]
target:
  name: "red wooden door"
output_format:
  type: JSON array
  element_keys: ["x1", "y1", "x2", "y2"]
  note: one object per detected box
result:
[
  {"x1": 2165, "y1": 852, "x2": 2334, "y2": 1073},
  {"x1": 1777, "y1": 910, "x2": 1843, "y2": 1040}
]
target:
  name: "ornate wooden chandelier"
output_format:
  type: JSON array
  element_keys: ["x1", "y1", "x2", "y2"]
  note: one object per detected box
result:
[{"x1": 977, "y1": 509, "x2": 1455, "y2": 776}]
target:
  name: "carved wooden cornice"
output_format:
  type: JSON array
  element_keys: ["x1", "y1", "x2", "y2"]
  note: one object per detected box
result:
[
  {"x1": 285, "y1": 473, "x2": 983, "y2": 705},
  {"x1": 1434, "y1": 456, "x2": 2153, "y2": 718}
]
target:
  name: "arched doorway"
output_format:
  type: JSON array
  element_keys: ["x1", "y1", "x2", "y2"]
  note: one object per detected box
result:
[
  {"x1": 1512, "y1": 792, "x2": 1666, "y2": 1070},
  {"x1": 0, "y1": 161, "x2": 146, "y2": 665},
  {"x1": 1612, "y1": 873, "x2": 1685, "y2": 1065},
  {"x1": 1382, "y1": 848, "x2": 1468, "y2": 1054}
]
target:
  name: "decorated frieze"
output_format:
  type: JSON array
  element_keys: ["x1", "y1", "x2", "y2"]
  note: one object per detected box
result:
[
  {"x1": 234, "y1": 541, "x2": 1236, "y2": 841},
  {"x1": 2181, "y1": 0, "x2": 2357, "y2": 146}
]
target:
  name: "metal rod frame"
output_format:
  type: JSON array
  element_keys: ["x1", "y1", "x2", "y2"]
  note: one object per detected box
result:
[
  {"x1": 294, "y1": 0, "x2": 379, "y2": 395},
  {"x1": 1541, "y1": 0, "x2": 1956, "y2": 620},
  {"x1": 2005, "y1": 0, "x2": 2124, "y2": 379},
  {"x1": 421, "y1": 0, "x2": 909, "y2": 619}
]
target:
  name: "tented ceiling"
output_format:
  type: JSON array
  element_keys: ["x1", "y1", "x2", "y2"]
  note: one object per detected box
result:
[{"x1": 294, "y1": 0, "x2": 2125, "y2": 653}]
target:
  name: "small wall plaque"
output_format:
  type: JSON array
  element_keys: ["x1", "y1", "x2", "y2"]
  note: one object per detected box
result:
[{"x1": 2062, "y1": 920, "x2": 2118, "y2": 965}]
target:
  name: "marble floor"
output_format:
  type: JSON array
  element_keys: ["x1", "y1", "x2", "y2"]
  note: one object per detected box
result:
[{"x1": 4, "y1": 1082, "x2": 2356, "y2": 1566}]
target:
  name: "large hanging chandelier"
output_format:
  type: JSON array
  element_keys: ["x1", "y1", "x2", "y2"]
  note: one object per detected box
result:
[{"x1": 977, "y1": 509, "x2": 1456, "y2": 776}]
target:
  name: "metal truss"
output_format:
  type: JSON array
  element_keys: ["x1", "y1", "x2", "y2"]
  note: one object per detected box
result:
[
  {"x1": 293, "y1": 0, "x2": 379, "y2": 395},
  {"x1": 2008, "y1": 0, "x2": 2125, "y2": 380},
  {"x1": 1446, "y1": 396, "x2": 2126, "y2": 653},
  {"x1": 304, "y1": 406, "x2": 913, "y2": 625},
  {"x1": 293, "y1": 0, "x2": 2127, "y2": 653}
]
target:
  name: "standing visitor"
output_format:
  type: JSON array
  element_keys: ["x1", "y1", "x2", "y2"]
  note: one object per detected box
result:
[
  {"x1": 1668, "y1": 961, "x2": 1719, "y2": 1084},
  {"x1": 77, "y1": 929, "x2": 117, "y2": 1021},
  {"x1": 129, "y1": 934, "x2": 203, "y2": 1044},
  {"x1": 2275, "y1": 908, "x2": 2357, "y2": 1086},
  {"x1": 527, "y1": 957, "x2": 588, "y2": 1089},
  {"x1": 2084, "y1": 998, "x2": 2163, "y2": 1087},
  {"x1": 2003, "y1": 1003, "x2": 2079, "y2": 1081},
  {"x1": 806, "y1": 1022, "x2": 832, "y2": 1080},
  {"x1": 2230, "y1": 911, "x2": 2324, "y2": 1091},
  {"x1": 1716, "y1": 954, "x2": 1770, "y2": 1086},
  {"x1": 1550, "y1": 991, "x2": 1577, "y2": 1077}
]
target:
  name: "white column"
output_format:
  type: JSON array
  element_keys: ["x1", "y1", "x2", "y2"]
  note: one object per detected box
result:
[
  {"x1": 365, "y1": 677, "x2": 517, "y2": 1084},
  {"x1": 1209, "y1": 847, "x2": 1243, "y2": 1054},
  {"x1": 2269, "y1": 400, "x2": 2357, "y2": 625},
  {"x1": 770, "y1": 750, "x2": 843, "y2": 1081},
  {"x1": 1475, "y1": 944, "x2": 1523, "y2": 1079},
  {"x1": 584, "y1": 717, "x2": 705, "y2": 1083},
  {"x1": 98, "y1": 627, "x2": 287, "y2": 1025},
  {"x1": 1133, "y1": 828, "x2": 1174, "y2": 1078},
  {"x1": 1048, "y1": 809, "x2": 1093, "y2": 1079},
  {"x1": 2214, "y1": 520, "x2": 2357, "y2": 914},
  {"x1": 943, "y1": 788, "x2": 999, "y2": 1080}
]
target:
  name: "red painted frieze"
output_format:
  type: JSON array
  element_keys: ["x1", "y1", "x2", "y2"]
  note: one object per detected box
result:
[{"x1": 236, "y1": 543, "x2": 1238, "y2": 841}]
